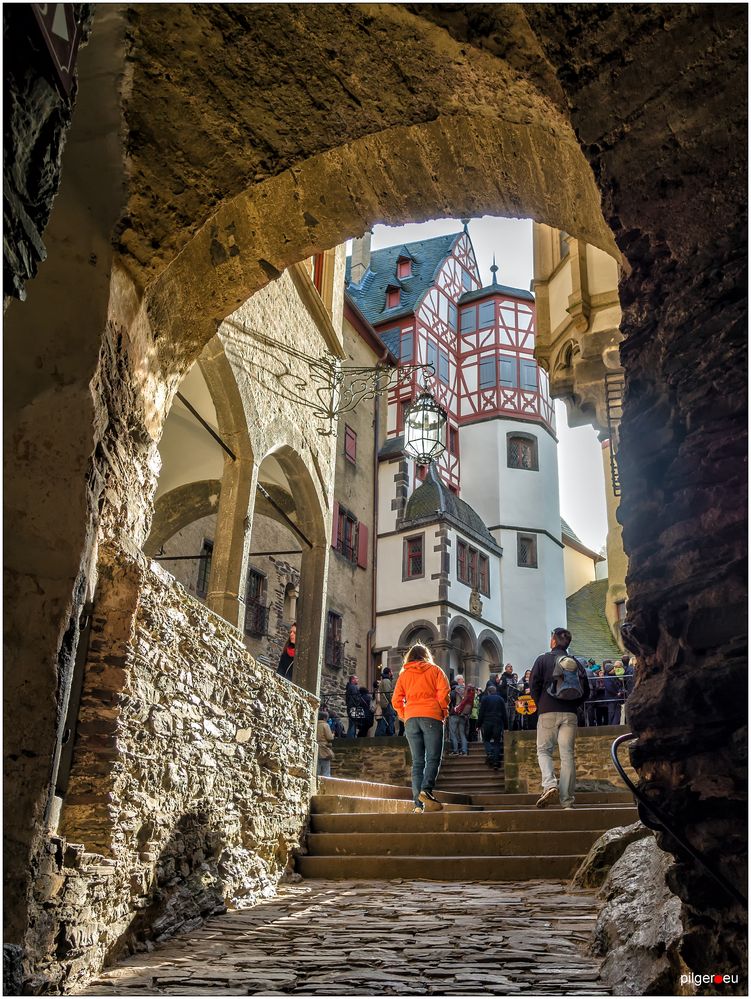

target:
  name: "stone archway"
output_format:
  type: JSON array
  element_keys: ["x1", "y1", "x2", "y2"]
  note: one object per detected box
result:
[
  {"x1": 144, "y1": 479, "x2": 222, "y2": 557},
  {"x1": 4, "y1": 3, "x2": 746, "y2": 981},
  {"x1": 447, "y1": 616, "x2": 479, "y2": 685},
  {"x1": 477, "y1": 630, "x2": 504, "y2": 685}
]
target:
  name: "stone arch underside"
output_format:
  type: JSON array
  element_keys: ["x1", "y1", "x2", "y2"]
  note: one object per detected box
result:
[
  {"x1": 5, "y1": 3, "x2": 746, "y2": 985},
  {"x1": 144, "y1": 479, "x2": 222, "y2": 557},
  {"x1": 398, "y1": 620, "x2": 439, "y2": 649}
]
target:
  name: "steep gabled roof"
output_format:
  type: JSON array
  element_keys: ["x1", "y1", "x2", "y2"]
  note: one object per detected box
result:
[
  {"x1": 561, "y1": 517, "x2": 604, "y2": 561},
  {"x1": 345, "y1": 232, "x2": 461, "y2": 326}
]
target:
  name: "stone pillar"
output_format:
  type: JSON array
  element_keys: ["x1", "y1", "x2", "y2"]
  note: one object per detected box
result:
[
  {"x1": 463, "y1": 655, "x2": 484, "y2": 688},
  {"x1": 601, "y1": 440, "x2": 627, "y2": 646},
  {"x1": 206, "y1": 458, "x2": 257, "y2": 628},
  {"x1": 295, "y1": 543, "x2": 328, "y2": 695}
]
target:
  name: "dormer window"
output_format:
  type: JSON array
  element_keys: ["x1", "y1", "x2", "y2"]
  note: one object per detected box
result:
[
  {"x1": 386, "y1": 286, "x2": 400, "y2": 309},
  {"x1": 397, "y1": 257, "x2": 412, "y2": 279}
]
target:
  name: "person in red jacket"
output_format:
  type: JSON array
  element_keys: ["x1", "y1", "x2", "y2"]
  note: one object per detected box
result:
[{"x1": 391, "y1": 643, "x2": 450, "y2": 812}]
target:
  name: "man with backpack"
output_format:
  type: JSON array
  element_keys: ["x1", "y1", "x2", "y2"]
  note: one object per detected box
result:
[{"x1": 529, "y1": 628, "x2": 590, "y2": 809}]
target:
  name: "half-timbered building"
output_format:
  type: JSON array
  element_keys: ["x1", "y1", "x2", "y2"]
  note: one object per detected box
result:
[{"x1": 346, "y1": 228, "x2": 566, "y2": 681}]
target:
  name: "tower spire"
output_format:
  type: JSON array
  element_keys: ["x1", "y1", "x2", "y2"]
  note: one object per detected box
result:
[{"x1": 490, "y1": 255, "x2": 499, "y2": 286}]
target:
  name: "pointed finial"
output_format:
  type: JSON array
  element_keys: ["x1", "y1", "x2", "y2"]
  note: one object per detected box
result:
[
  {"x1": 490, "y1": 255, "x2": 499, "y2": 285},
  {"x1": 460, "y1": 218, "x2": 471, "y2": 233}
]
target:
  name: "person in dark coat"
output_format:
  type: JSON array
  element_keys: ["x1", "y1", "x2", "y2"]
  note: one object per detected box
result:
[
  {"x1": 477, "y1": 684, "x2": 507, "y2": 769},
  {"x1": 344, "y1": 674, "x2": 361, "y2": 738},
  {"x1": 603, "y1": 663, "x2": 624, "y2": 725},
  {"x1": 529, "y1": 628, "x2": 590, "y2": 809},
  {"x1": 276, "y1": 623, "x2": 296, "y2": 681},
  {"x1": 357, "y1": 686, "x2": 374, "y2": 738}
]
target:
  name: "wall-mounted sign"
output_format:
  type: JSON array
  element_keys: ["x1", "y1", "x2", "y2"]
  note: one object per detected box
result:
[{"x1": 31, "y1": 4, "x2": 82, "y2": 98}]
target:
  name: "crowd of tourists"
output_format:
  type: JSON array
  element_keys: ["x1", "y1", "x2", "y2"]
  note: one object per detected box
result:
[{"x1": 317, "y1": 628, "x2": 602, "y2": 812}]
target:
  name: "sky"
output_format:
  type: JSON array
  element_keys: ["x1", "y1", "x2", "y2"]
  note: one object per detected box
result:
[{"x1": 363, "y1": 216, "x2": 609, "y2": 555}]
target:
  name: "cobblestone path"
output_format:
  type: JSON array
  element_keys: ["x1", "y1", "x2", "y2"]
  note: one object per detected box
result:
[{"x1": 81, "y1": 879, "x2": 607, "y2": 995}]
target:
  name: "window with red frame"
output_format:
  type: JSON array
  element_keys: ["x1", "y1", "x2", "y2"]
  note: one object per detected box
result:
[
  {"x1": 397, "y1": 258, "x2": 411, "y2": 279},
  {"x1": 457, "y1": 540, "x2": 467, "y2": 582},
  {"x1": 404, "y1": 536, "x2": 424, "y2": 579},
  {"x1": 344, "y1": 424, "x2": 357, "y2": 464},
  {"x1": 312, "y1": 253, "x2": 324, "y2": 292},
  {"x1": 386, "y1": 286, "x2": 400, "y2": 309},
  {"x1": 449, "y1": 426, "x2": 459, "y2": 456},
  {"x1": 478, "y1": 554, "x2": 489, "y2": 596}
]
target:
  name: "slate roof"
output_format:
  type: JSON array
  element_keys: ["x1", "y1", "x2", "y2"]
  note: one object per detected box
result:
[
  {"x1": 561, "y1": 517, "x2": 603, "y2": 561},
  {"x1": 566, "y1": 579, "x2": 622, "y2": 662},
  {"x1": 402, "y1": 465, "x2": 498, "y2": 551},
  {"x1": 378, "y1": 434, "x2": 406, "y2": 460},
  {"x1": 458, "y1": 283, "x2": 534, "y2": 304},
  {"x1": 345, "y1": 233, "x2": 461, "y2": 326}
]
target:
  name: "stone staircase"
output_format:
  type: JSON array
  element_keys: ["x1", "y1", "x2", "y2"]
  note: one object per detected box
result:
[
  {"x1": 297, "y1": 772, "x2": 637, "y2": 881},
  {"x1": 434, "y1": 740, "x2": 507, "y2": 795}
]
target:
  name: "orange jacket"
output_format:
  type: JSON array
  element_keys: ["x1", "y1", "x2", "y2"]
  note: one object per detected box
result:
[{"x1": 391, "y1": 660, "x2": 450, "y2": 722}]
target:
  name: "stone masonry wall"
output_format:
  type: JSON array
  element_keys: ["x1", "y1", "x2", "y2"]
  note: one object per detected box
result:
[
  {"x1": 330, "y1": 738, "x2": 412, "y2": 787},
  {"x1": 22, "y1": 541, "x2": 317, "y2": 994},
  {"x1": 503, "y1": 727, "x2": 637, "y2": 794}
]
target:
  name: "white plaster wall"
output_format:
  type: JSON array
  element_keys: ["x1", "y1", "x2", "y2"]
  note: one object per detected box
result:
[
  {"x1": 156, "y1": 365, "x2": 224, "y2": 498},
  {"x1": 377, "y1": 460, "x2": 401, "y2": 534},
  {"x1": 447, "y1": 527, "x2": 503, "y2": 630},
  {"x1": 376, "y1": 527, "x2": 440, "y2": 612},
  {"x1": 375, "y1": 608, "x2": 440, "y2": 653},
  {"x1": 497, "y1": 530, "x2": 566, "y2": 671},
  {"x1": 460, "y1": 418, "x2": 560, "y2": 538},
  {"x1": 563, "y1": 544, "x2": 597, "y2": 597}
]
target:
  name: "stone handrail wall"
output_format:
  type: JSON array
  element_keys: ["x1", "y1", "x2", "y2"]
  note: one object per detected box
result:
[
  {"x1": 328, "y1": 730, "x2": 635, "y2": 794},
  {"x1": 26, "y1": 542, "x2": 317, "y2": 993}
]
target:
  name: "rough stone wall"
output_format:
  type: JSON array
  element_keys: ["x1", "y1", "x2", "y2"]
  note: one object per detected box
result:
[
  {"x1": 503, "y1": 727, "x2": 637, "y2": 794},
  {"x1": 22, "y1": 541, "x2": 316, "y2": 994},
  {"x1": 330, "y1": 739, "x2": 412, "y2": 787}
]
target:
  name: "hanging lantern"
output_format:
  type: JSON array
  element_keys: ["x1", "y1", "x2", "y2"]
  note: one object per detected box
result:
[{"x1": 403, "y1": 392, "x2": 447, "y2": 465}]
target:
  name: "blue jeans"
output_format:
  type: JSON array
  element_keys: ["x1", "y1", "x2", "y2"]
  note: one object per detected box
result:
[
  {"x1": 448, "y1": 714, "x2": 468, "y2": 754},
  {"x1": 346, "y1": 718, "x2": 358, "y2": 738},
  {"x1": 405, "y1": 716, "x2": 444, "y2": 805}
]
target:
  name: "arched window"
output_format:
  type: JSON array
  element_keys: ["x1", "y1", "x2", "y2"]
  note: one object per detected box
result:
[{"x1": 507, "y1": 433, "x2": 538, "y2": 471}]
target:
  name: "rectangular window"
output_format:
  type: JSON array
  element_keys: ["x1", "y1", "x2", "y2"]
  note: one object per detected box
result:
[
  {"x1": 499, "y1": 355, "x2": 517, "y2": 387},
  {"x1": 244, "y1": 568, "x2": 268, "y2": 636},
  {"x1": 478, "y1": 554, "x2": 489, "y2": 596},
  {"x1": 397, "y1": 258, "x2": 411, "y2": 279},
  {"x1": 312, "y1": 253, "x2": 325, "y2": 293},
  {"x1": 479, "y1": 356, "x2": 496, "y2": 389},
  {"x1": 325, "y1": 611, "x2": 344, "y2": 668},
  {"x1": 427, "y1": 340, "x2": 437, "y2": 375},
  {"x1": 517, "y1": 533, "x2": 538, "y2": 569},
  {"x1": 457, "y1": 540, "x2": 468, "y2": 584},
  {"x1": 460, "y1": 307, "x2": 476, "y2": 334},
  {"x1": 449, "y1": 426, "x2": 459, "y2": 456},
  {"x1": 508, "y1": 435, "x2": 538, "y2": 471},
  {"x1": 380, "y1": 328, "x2": 400, "y2": 357},
  {"x1": 521, "y1": 359, "x2": 538, "y2": 391},
  {"x1": 404, "y1": 535, "x2": 424, "y2": 579},
  {"x1": 438, "y1": 348, "x2": 449, "y2": 385},
  {"x1": 400, "y1": 331, "x2": 413, "y2": 363},
  {"x1": 387, "y1": 287, "x2": 400, "y2": 309},
  {"x1": 336, "y1": 506, "x2": 359, "y2": 563},
  {"x1": 344, "y1": 424, "x2": 357, "y2": 464},
  {"x1": 479, "y1": 301, "x2": 495, "y2": 327},
  {"x1": 196, "y1": 539, "x2": 213, "y2": 597},
  {"x1": 448, "y1": 302, "x2": 458, "y2": 331},
  {"x1": 468, "y1": 547, "x2": 478, "y2": 588},
  {"x1": 462, "y1": 269, "x2": 472, "y2": 290}
]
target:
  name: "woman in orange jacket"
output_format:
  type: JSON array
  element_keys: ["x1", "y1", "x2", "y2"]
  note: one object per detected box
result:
[{"x1": 391, "y1": 643, "x2": 450, "y2": 812}]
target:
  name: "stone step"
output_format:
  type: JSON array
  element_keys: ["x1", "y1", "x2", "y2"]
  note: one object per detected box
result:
[
  {"x1": 310, "y1": 794, "x2": 483, "y2": 814},
  {"x1": 306, "y1": 829, "x2": 604, "y2": 856},
  {"x1": 436, "y1": 777, "x2": 506, "y2": 789},
  {"x1": 318, "y1": 776, "x2": 471, "y2": 804},
  {"x1": 437, "y1": 764, "x2": 506, "y2": 775},
  {"x1": 296, "y1": 854, "x2": 583, "y2": 881},
  {"x1": 310, "y1": 805, "x2": 639, "y2": 834},
  {"x1": 469, "y1": 790, "x2": 634, "y2": 806}
]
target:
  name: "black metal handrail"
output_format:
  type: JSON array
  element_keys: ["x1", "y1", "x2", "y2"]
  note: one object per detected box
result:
[{"x1": 610, "y1": 732, "x2": 746, "y2": 908}]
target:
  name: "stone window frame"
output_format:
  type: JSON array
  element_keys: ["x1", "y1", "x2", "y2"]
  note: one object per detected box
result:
[
  {"x1": 507, "y1": 432, "x2": 539, "y2": 471},
  {"x1": 457, "y1": 539, "x2": 490, "y2": 596},
  {"x1": 403, "y1": 533, "x2": 425, "y2": 581},
  {"x1": 517, "y1": 532, "x2": 538, "y2": 569},
  {"x1": 336, "y1": 504, "x2": 359, "y2": 564},
  {"x1": 244, "y1": 566, "x2": 268, "y2": 637}
]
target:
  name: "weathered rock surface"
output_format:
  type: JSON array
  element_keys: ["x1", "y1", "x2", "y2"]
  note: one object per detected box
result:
[
  {"x1": 571, "y1": 821, "x2": 653, "y2": 890},
  {"x1": 592, "y1": 836, "x2": 686, "y2": 996}
]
